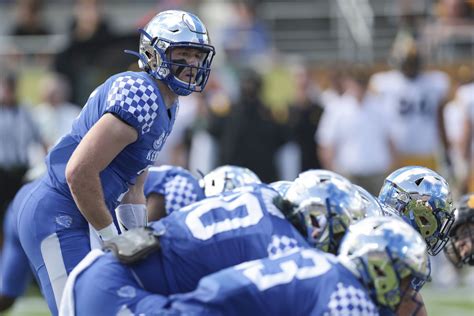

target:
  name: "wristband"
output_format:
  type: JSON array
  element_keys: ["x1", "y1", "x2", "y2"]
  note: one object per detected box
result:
[{"x1": 97, "y1": 223, "x2": 119, "y2": 241}]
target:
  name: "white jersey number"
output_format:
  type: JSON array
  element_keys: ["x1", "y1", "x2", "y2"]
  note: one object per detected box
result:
[
  {"x1": 241, "y1": 249, "x2": 332, "y2": 291},
  {"x1": 185, "y1": 192, "x2": 264, "y2": 241}
]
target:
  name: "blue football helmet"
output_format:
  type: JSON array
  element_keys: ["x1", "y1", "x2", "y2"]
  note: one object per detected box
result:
[
  {"x1": 126, "y1": 10, "x2": 215, "y2": 96},
  {"x1": 283, "y1": 170, "x2": 366, "y2": 254},
  {"x1": 354, "y1": 185, "x2": 384, "y2": 217},
  {"x1": 338, "y1": 216, "x2": 430, "y2": 312},
  {"x1": 379, "y1": 166, "x2": 455, "y2": 255},
  {"x1": 201, "y1": 165, "x2": 261, "y2": 197},
  {"x1": 269, "y1": 181, "x2": 292, "y2": 197}
]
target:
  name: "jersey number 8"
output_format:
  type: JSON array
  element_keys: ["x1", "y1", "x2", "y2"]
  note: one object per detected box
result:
[{"x1": 185, "y1": 192, "x2": 265, "y2": 240}]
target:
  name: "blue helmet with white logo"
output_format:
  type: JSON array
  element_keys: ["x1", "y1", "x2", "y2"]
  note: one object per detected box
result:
[{"x1": 127, "y1": 10, "x2": 215, "y2": 96}]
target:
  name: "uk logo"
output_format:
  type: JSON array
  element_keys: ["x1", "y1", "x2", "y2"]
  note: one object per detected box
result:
[{"x1": 153, "y1": 133, "x2": 166, "y2": 150}]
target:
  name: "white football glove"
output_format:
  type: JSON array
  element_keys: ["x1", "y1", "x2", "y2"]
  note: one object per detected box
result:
[{"x1": 115, "y1": 204, "x2": 148, "y2": 233}]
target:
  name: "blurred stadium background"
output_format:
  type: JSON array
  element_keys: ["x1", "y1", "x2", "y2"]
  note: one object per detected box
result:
[{"x1": 0, "y1": 0, "x2": 473, "y2": 315}]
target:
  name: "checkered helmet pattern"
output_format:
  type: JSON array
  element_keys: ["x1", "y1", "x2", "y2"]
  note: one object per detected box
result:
[
  {"x1": 326, "y1": 282, "x2": 378, "y2": 316},
  {"x1": 107, "y1": 75, "x2": 159, "y2": 133},
  {"x1": 164, "y1": 174, "x2": 200, "y2": 214},
  {"x1": 267, "y1": 235, "x2": 300, "y2": 258}
]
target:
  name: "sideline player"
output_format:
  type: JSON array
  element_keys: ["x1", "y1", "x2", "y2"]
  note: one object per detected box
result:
[{"x1": 17, "y1": 10, "x2": 215, "y2": 315}]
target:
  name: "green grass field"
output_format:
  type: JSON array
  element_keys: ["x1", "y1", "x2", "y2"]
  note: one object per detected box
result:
[{"x1": 5, "y1": 285, "x2": 473, "y2": 316}]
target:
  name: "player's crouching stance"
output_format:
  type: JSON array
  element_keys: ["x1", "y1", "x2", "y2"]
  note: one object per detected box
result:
[
  {"x1": 58, "y1": 170, "x2": 375, "y2": 315},
  {"x1": 61, "y1": 216, "x2": 429, "y2": 315}
]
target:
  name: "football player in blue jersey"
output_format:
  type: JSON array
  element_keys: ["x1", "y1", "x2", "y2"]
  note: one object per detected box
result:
[
  {"x1": 201, "y1": 165, "x2": 262, "y2": 197},
  {"x1": 16, "y1": 10, "x2": 215, "y2": 315},
  {"x1": 59, "y1": 170, "x2": 375, "y2": 315},
  {"x1": 60, "y1": 183, "x2": 308, "y2": 315},
  {"x1": 0, "y1": 180, "x2": 40, "y2": 312},
  {"x1": 63, "y1": 216, "x2": 430, "y2": 316},
  {"x1": 144, "y1": 165, "x2": 204, "y2": 220},
  {"x1": 115, "y1": 165, "x2": 204, "y2": 231},
  {"x1": 444, "y1": 194, "x2": 474, "y2": 267}
]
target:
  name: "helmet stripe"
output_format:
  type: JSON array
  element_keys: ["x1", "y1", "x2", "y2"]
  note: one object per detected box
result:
[{"x1": 189, "y1": 13, "x2": 205, "y2": 44}]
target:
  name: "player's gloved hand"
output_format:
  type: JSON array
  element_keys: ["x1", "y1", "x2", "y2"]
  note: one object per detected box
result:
[
  {"x1": 97, "y1": 222, "x2": 119, "y2": 242},
  {"x1": 115, "y1": 204, "x2": 148, "y2": 233}
]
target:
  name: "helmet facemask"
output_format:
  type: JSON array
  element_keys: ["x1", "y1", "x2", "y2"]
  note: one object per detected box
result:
[
  {"x1": 364, "y1": 250, "x2": 428, "y2": 313},
  {"x1": 284, "y1": 170, "x2": 366, "y2": 254},
  {"x1": 137, "y1": 29, "x2": 215, "y2": 96},
  {"x1": 297, "y1": 198, "x2": 351, "y2": 254}
]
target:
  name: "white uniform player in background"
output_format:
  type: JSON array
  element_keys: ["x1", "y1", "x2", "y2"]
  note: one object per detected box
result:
[{"x1": 370, "y1": 33, "x2": 451, "y2": 172}]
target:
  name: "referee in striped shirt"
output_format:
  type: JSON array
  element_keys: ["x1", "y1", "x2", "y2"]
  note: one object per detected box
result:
[{"x1": 0, "y1": 72, "x2": 46, "y2": 244}]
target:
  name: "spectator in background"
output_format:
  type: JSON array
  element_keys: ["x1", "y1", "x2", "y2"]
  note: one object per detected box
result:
[
  {"x1": 186, "y1": 74, "x2": 232, "y2": 174},
  {"x1": 320, "y1": 64, "x2": 346, "y2": 109},
  {"x1": 10, "y1": 0, "x2": 50, "y2": 36},
  {"x1": 221, "y1": 0, "x2": 270, "y2": 65},
  {"x1": 317, "y1": 65, "x2": 395, "y2": 195},
  {"x1": 155, "y1": 94, "x2": 201, "y2": 168},
  {"x1": 208, "y1": 69, "x2": 288, "y2": 183},
  {"x1": 26, "y1": 73, "x2": 81, "y2": 180},
  {"x1": 32, "y1": 73, "x2": 80, "y2": 148},
  {"x1": 443, "y1": 65, "x2": 474, "y2": 189},
  {"x1": 54, "y1": 0, "x2": 114, "y2": 106},
  {"x1": 0, "y1": 72, "x2": 46, "y2": 244},
  {"x1": 421, "y1": 0, "x2": 474, "y2": 61},
  {"x1": 287, "y1": 65, "x2": 324, "y2": 171}
]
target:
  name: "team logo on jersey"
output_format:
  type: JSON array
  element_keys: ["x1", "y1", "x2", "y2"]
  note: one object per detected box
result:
[
  {"x1": 153, "y1": 133, "x2": 166, "y2": 150},
  {"x1": 147, "y1": 133, "x2": 168, "y2": 162}
]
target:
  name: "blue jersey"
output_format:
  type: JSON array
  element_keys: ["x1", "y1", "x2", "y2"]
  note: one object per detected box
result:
[
  {"x1": 157, "y1": 248, "x2": 379, "y2": 316},
  {"x1": 91, "y1": 184, "x2": 308, "y2": 296},
  {"x1": 0, "y1": 180, "x2": 40, "y2": 298},
  {"x1": 144, "y1": 165, "x2": 204, "y2": 214},
  {"x1": 45, "y1": 71, "x2": 178, "y2": 211}
]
